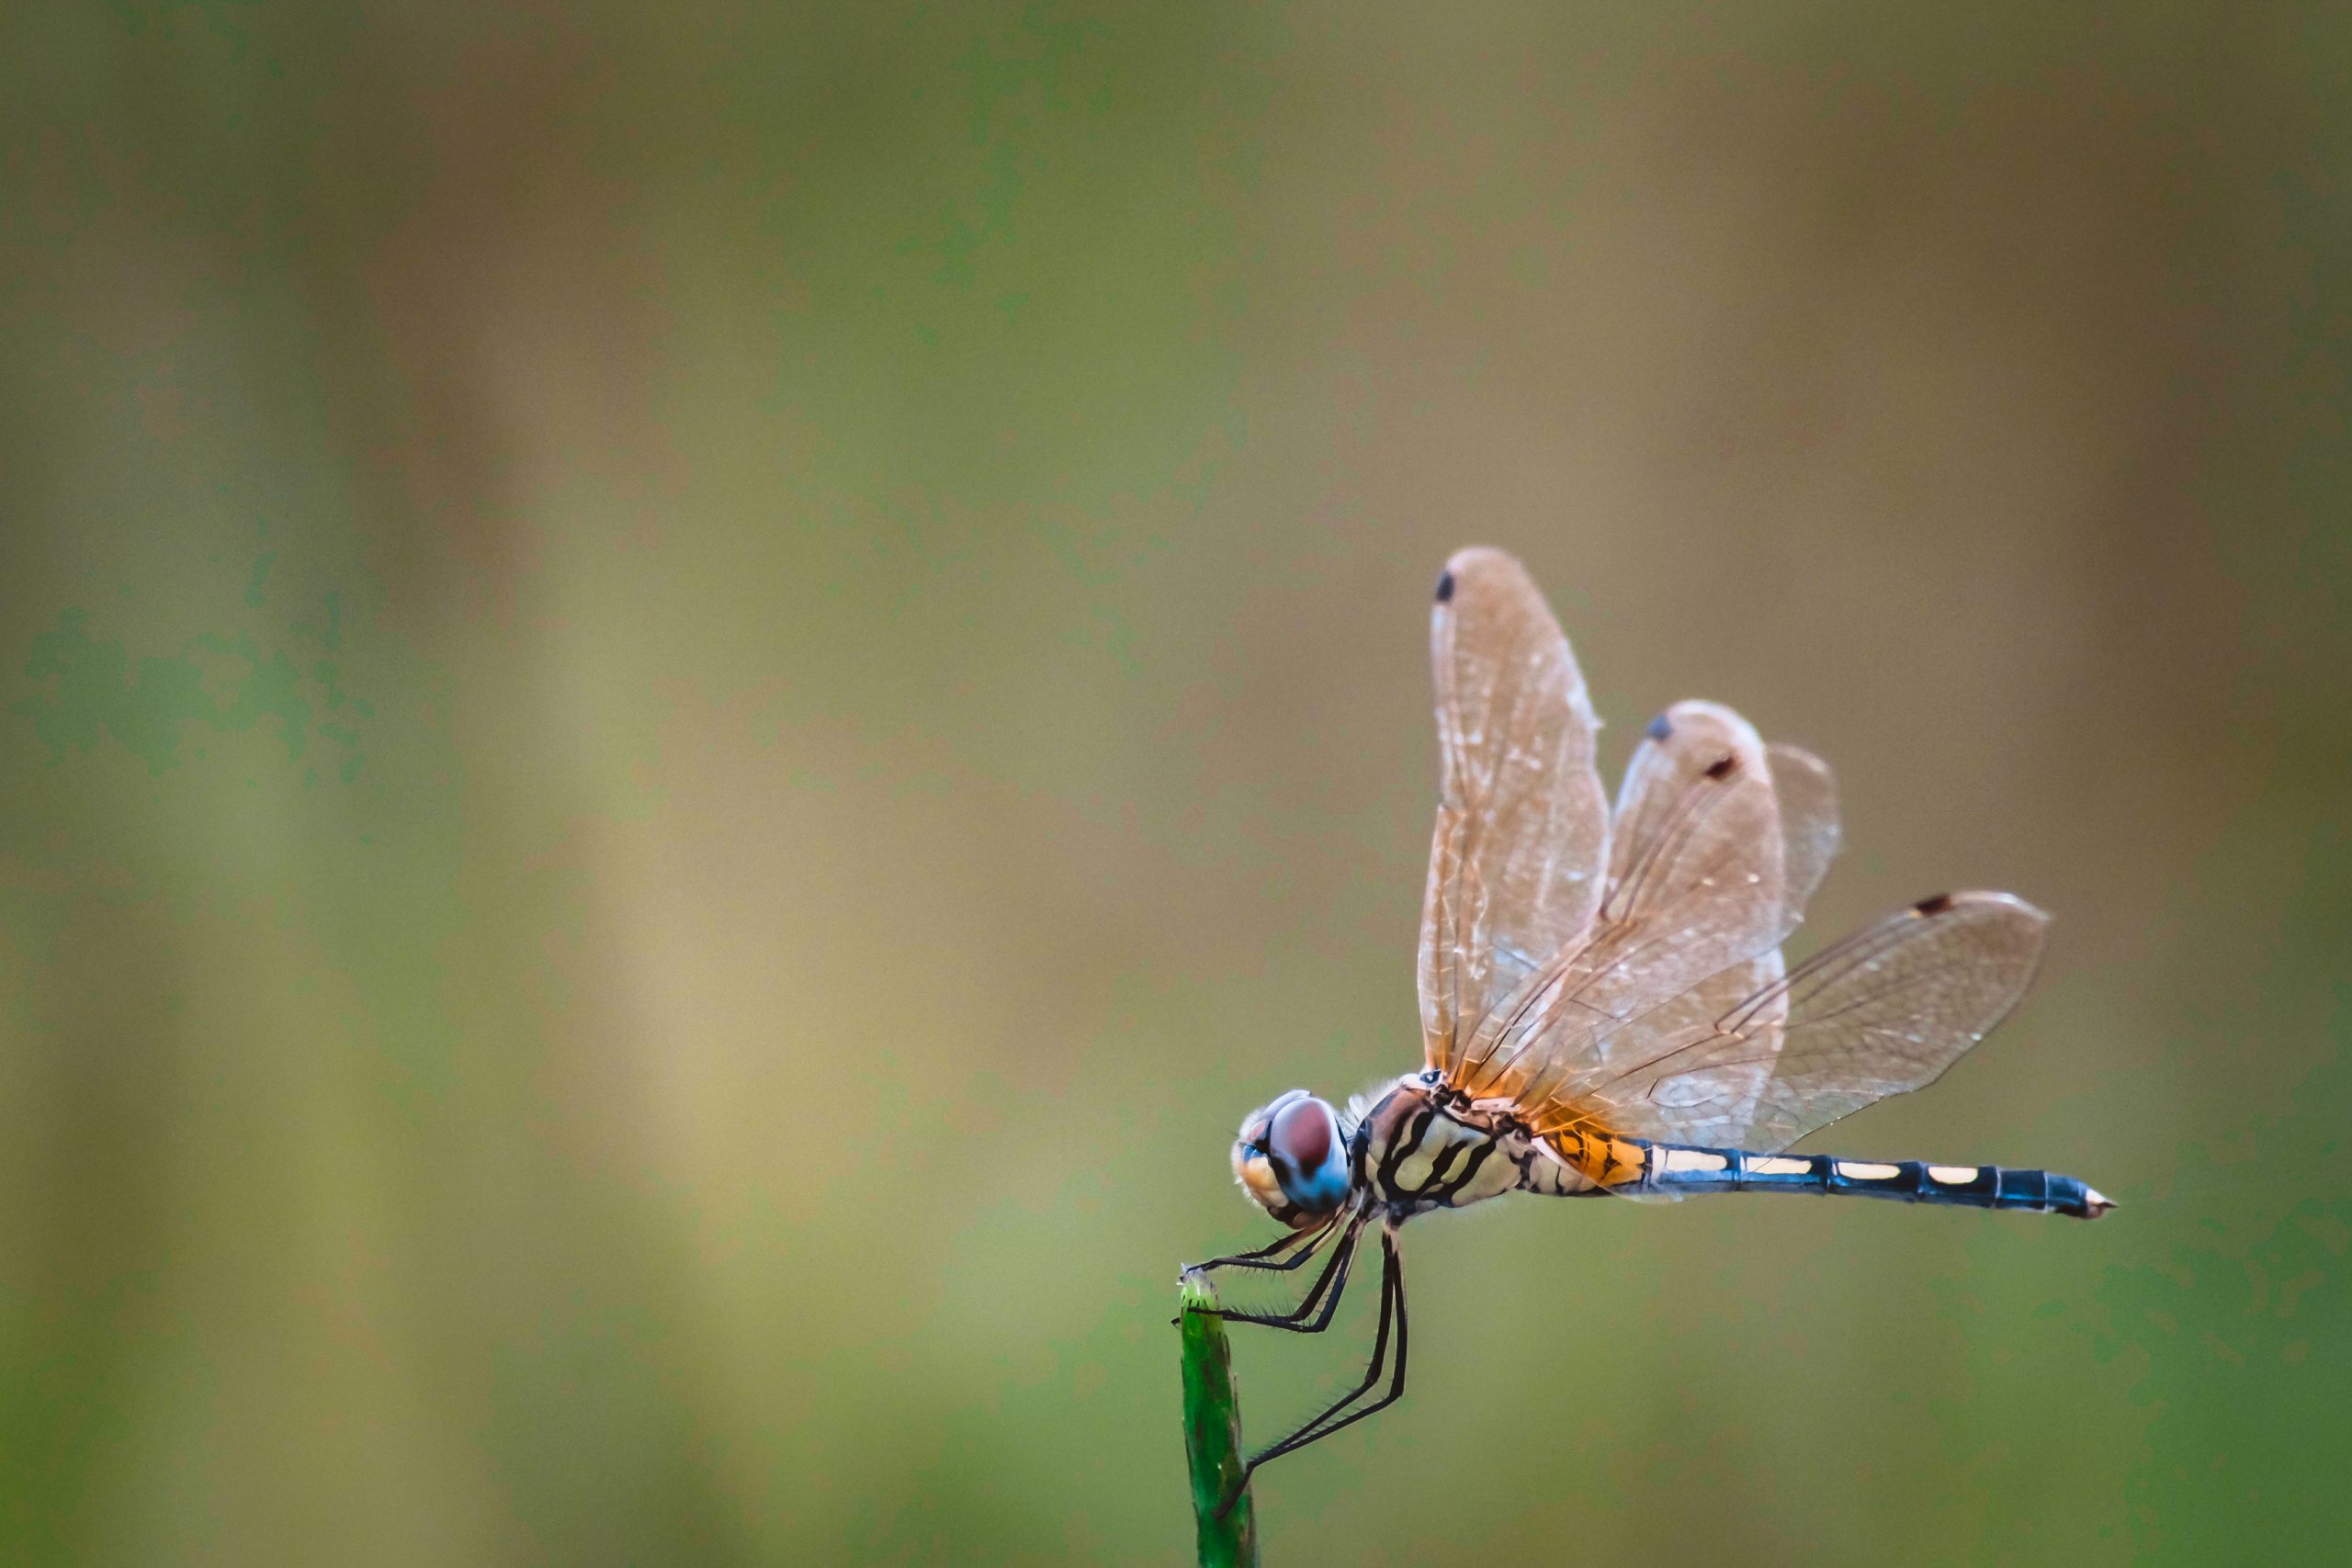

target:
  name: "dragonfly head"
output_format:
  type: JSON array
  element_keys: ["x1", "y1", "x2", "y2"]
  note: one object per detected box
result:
[{"x1": 1232, "y1": 1089, "x2": 1351, "y2": 1227}]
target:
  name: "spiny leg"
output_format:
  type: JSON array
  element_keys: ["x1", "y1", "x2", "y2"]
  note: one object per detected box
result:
[
  {"x1": 1216, "y1": 1227, "x2": 1409, "y2": 1517},
  {"x1": 1187, "y1": 1210, "x2": 1342, "y2": 1275},
  {"x1": 1249, "y1": 1229, "x2": 1409, "y2": 1462},
  {"x1": 1177, "y1": 1213, "x2": 1347, "y2": 1333},
  {"x1": 1210, "y1": 1212, "x2": 1368, "y2": 1335},
  {"x1": 1238, "y1": 1235, "x2": 1398, "y2": 1472}
]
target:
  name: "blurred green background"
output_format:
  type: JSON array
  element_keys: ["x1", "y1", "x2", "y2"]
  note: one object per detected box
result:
[{"x1": 3, "y1": 3, "x2": 2346, "y2": 1562}]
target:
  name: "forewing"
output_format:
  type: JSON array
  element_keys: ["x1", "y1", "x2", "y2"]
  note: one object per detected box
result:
[
  {"x1": 1419, "y1": 547, "x2": 1609, "y2": 1079},
  {"x1": 1544, "y1": 891, "x2": 2050, "y2": 1150},
  {"x1": 1455, "y1": 700, "x2": 1785, "y2": 1104}
]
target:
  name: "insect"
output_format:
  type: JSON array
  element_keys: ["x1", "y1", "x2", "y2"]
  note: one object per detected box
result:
[{"x1": 1188, "y1": 546, "x2": 2111, "y2": 1502}]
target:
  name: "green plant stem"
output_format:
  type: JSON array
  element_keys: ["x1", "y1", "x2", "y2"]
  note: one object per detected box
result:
[{"x1": 1178, "y1": 1269, "x2": 1259, "y2": 1568}]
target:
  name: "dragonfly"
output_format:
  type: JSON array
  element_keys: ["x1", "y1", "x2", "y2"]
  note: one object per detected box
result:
[{"x1": 1187, "y1": 546, "x2": 2112, "y2": 1504}]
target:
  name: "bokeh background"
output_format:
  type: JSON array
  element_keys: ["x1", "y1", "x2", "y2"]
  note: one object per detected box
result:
[{"x1": 3, "y1": 4, "x2": 2346, "y2": 1562}]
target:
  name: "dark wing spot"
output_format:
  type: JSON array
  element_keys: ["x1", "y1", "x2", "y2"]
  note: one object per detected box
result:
[
  {"x1": 1703, "y1": 754, "x2": 1738, "y2": 781},
  {"x1": 1434, "y1": 569, "x2": 1455, "y2": 603},
  {"x1": 1645, "y1": 712, "x2": 1672, "y2": 741},
  {"x1": 1914, "y1": 892, "x2": 1955, "y2": 916}
]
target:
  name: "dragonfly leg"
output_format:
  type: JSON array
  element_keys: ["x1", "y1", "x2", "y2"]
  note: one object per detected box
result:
[
  {"x1": 1215, "y1": 1227, "x2": 1409, "y2": 1517},
  {"x1": 1187, "y1": 1209, "x2": 1342, "y2": 1274},
  {"x1": 1209, "y1": 1212, "x2": 1367, "y2": 1335}
]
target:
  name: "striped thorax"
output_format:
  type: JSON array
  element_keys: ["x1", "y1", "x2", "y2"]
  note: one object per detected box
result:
[
  {"x1": 1352, "y1": 1073, "x2": 1571, "y2": 1216},
  {"x1": 1353, "y1": 1076, "x2": 1522, "y2": 1216}
]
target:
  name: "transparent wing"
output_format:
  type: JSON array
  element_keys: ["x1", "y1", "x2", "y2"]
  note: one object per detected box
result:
[
  {"x1": 1532, "y1": 891, "x2": 2050, "y2": 1151},
  {"x1": 1419, "y1": 547, "x2": 1610, "y2": 1080},
  {"x1": 1516, "y1": 741, "x2": 1840, "y2": 1141},
  {"x1": 1769, "y1": 743, "x2": 1838, "y2": 923},
  {"x1": 1453, "y1": 700, "x2": 1789, "y2": 1104}
]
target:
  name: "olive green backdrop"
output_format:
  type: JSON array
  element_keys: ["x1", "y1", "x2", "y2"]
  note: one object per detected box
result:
[{"x1": 2, "y1": 4, "x2": 2345, "y2": 1563}]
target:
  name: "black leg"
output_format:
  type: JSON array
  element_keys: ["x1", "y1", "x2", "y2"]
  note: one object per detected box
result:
[
  {"x1": 1215, "y1": 1227, "x2": 1410, "y2": 1517},
  {"x1": 1250, "y1": 1229, "x2": 1409, "y2": 1463},
  {"x1": 1211, "y1": 1213, "x2": 1367, "y2": 1335},
  {"x1": 1187, "y1": 1210, "x2": 1341, "y2": 1274}
]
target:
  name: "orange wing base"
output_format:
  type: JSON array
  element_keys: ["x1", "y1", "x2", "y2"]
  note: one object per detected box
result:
[{"x1": 1543, "y1": 1122, "x2": 1649, "y2": 1188}]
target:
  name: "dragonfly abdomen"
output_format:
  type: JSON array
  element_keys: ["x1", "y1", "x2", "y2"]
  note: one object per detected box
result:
[{"x1": 1626, "y1": 1141, "x2": 2115, "y2": 1218}]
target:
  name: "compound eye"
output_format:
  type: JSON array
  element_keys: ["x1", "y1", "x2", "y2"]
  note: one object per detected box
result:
[
  {"x1": 1268, "y1": 1096, "x2": 1334, "y2": 1176},
  {"x1": 1237, "y1": 1089, "x2": 1306, "y2": 1152}
]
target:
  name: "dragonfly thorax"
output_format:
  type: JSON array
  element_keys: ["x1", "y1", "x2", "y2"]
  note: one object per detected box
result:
[{"x1": 1354, "y1": 1076, "x2": 1533, "y2": 1218}]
